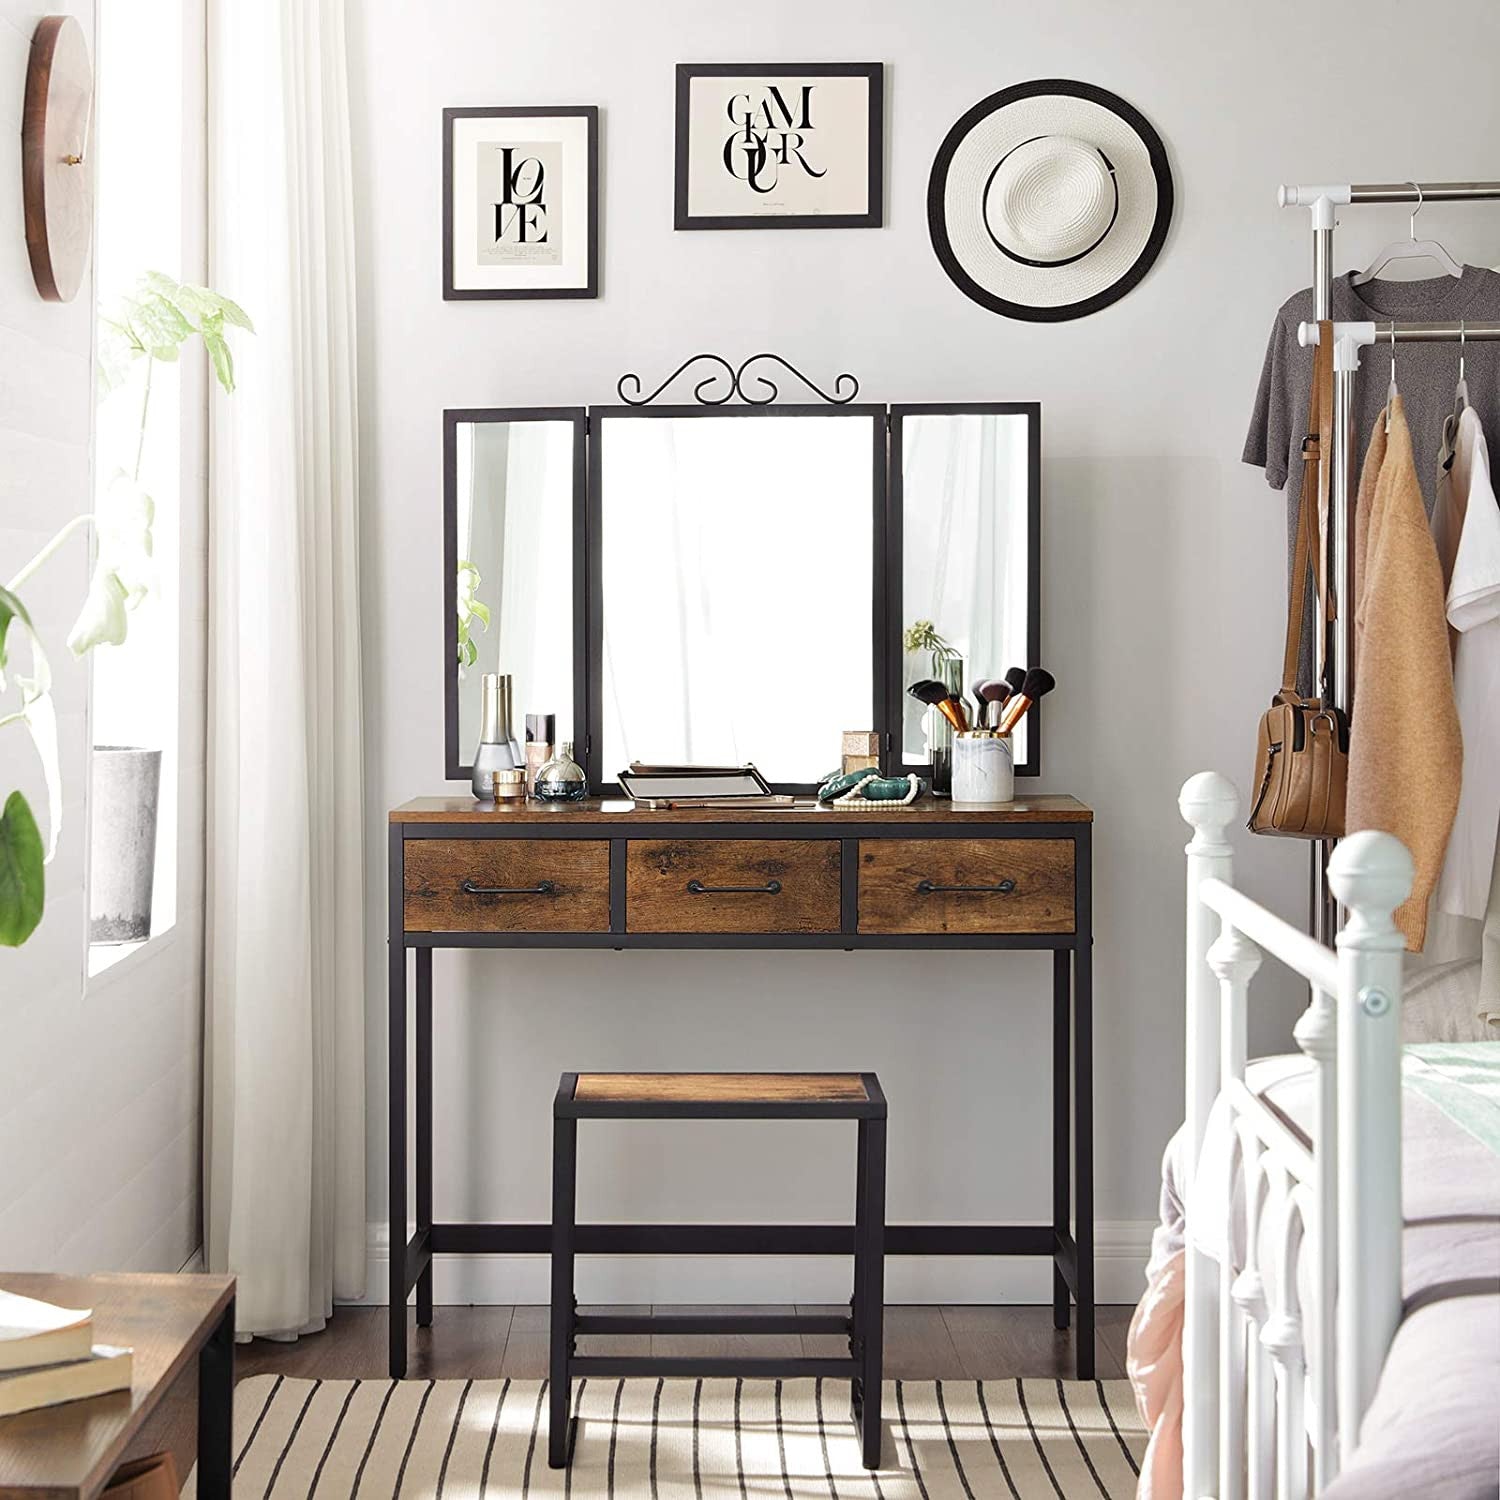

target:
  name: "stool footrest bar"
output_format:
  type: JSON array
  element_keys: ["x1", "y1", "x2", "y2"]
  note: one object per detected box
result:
[
  {"x1": 573, "y1": 1313, "x2": 850, "y2": 1336},
  {"x1": 568, "y1": 1356, "x2": 858, "y2": 1379}
]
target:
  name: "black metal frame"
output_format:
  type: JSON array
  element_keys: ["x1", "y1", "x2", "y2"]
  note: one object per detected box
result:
[
  {"x1": 548, "y1": 1072, "x2": 886, "y2": 1470},
  {"x1": 585, "y1": 402, "x2": 887, "y2": 796},
  {"x1": 444, "y1": 393, "x2": 1044, "y2": 787},
  {"x1": 442, "y1": 406, "x2": 589, "y2": 780},
  {"x1": 441, "y1": 105, "x2": 600, "y2": 301},
  {"x1": 387, "y1": 815, "x2": 1094, "y2": 1381},
  {"x1": 887, "y1": 402, "x2": 1043, "y2": 778},
  {"x1": 673, "y1": 63, "x2": 884, "y2": 232}
]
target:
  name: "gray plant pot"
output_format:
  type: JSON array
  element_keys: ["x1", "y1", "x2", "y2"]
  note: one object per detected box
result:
[{"x1": 89, "y1": 746, "x2": 162, "y2": 944}]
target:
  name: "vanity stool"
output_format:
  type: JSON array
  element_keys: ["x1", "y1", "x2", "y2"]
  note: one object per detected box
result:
[{"x1": 549, "y1": 1070, "x2": 888, "y2": 1470}]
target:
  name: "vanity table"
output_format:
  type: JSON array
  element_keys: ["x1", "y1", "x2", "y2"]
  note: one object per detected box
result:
[
  {"x1": 405, "y1": 357, "x2": 1091, "y2": 1378},
  {"x1": 387, "y1": 792, "x2": 1095, "y2": 1378}
]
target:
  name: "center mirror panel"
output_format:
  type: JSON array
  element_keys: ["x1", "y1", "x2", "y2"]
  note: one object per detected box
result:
[{"x1": 591, "y1": 407, "x2": 885, "y2": 791}]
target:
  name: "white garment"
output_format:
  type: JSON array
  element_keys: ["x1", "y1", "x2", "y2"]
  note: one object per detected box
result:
[
  {"x1": 1430, "y1": 406, "x2": 1500, "y2": 1031},
  {"x1": 204, "y1": 0, "x2": 367, "y2": 1337}
]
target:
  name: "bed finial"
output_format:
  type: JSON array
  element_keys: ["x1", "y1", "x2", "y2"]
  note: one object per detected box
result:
[
  {"x1": 1179, "y1": 770, "x2": 1238, "y2": 852},
  {"x1": 1326, "y1": 830, "x2": 1413, "y2": 943}
]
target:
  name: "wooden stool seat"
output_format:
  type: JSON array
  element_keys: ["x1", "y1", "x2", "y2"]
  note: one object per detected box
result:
[
  {"x1": 573, "y1": 1071, "x2": 869, "y2": 1105},
  {"x1": 549, "y1": 1070, "x2": 887, "y2": 1471}
]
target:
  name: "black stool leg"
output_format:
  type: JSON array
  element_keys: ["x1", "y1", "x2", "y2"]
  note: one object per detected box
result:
[
  {"x1": 854, "y1": 1116, "x2": 886, "y2": 1470},
  {"x1": 549, "y1": 1113, "x2": 577, "y2": 1469}
]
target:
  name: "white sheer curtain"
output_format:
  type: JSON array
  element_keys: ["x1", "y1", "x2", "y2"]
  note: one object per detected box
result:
[{"x1": 204, "y1": 0, "x2": 366, "y2": 1337}]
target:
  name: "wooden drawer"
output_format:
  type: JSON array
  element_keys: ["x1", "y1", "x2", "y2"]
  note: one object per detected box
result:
[
  {"x1": 403, "y1": 838, "x2": 610, "y2": 932},
  {"x1": 627, "y1": 839, "x2": 841, "y2": 934},
  {"x1": 857, "y1": 838, "x2": 1075, "y2": 935}
]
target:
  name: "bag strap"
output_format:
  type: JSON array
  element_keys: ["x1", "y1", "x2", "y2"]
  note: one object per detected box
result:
[{"x1": 1280, "y1": 321, "x2": 1335, "y2": 695}]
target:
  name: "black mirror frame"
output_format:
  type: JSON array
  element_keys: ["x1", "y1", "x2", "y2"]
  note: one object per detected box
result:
[
  {"x1": 584, "y1": 402, "x2": 888, "y2": 796},
  {"x1": 887, "y1": 402, "x2": 1043, "y2": 779},
  {"x1": 443, "y1": 400, "x2": 1042, "y2": 788},
  {"x1": 442, "y1": 406, "x2": 589, "y2": 780}
]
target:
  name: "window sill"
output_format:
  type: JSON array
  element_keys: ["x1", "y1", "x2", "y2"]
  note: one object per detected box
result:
[{"x1": 87, "y1": 920, "x2": 179, "y2": 990}]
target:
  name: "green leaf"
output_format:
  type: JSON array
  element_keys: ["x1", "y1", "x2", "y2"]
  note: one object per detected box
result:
[
  {"x1": 469, "y1": 600, "x2": 491, "y2": 629},
  {"x1": 214, "y1": 294, "x2": 254, "y2": 332},
  {"x1": 0, "y1": 791, "x2": 45, "y2": 947},
  {"x1": 203, "y1": 330, "x2": 235, "y2": 393}
]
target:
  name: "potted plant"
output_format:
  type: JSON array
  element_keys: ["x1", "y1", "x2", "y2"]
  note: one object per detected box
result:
[{"x1": 0, "y1": 274, "x2": 251, "y2": 948}]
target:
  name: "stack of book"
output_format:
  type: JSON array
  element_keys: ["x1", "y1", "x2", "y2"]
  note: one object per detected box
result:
[{"x1": 0, "y1": 1288, "x2": 132, "y2": 1417}]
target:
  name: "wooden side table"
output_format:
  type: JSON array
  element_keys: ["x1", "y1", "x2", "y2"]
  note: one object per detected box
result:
[{"x1": 0, "y1": 1273, "x2": 234, "y2": 1500}]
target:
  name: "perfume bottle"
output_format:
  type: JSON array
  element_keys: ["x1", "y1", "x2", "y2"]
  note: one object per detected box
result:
[
  {"x1": 471, "y1": 672, "x2": 520, "y2": 800},
  {"x1": 534, "y1": 741, "x2": 587, "y2": 802}
]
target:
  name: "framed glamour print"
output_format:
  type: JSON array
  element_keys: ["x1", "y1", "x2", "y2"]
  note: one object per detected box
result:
[
  {"x1": 443, "y1": 105, "x2": 598, "y2": 299},
  {"x1": 674, "y1": 63, "x2": 883, "y2": 230}
]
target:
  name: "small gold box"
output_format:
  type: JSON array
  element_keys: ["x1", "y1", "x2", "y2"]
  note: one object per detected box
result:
[{"x1": 841, "y1": 730, "x2": 881, "y2": 775}]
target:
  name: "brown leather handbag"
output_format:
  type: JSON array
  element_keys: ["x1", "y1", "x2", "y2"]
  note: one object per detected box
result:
[{"x1": 1248, "y1": 322, "x2": 1349, "y2": 838}]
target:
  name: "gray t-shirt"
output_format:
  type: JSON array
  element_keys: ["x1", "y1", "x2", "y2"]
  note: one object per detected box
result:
[{"x1": 1244, "y1": 266, "x2": 1500, "y2": 688}]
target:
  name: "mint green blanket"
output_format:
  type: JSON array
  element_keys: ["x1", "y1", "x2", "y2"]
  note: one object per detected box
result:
[{"x1": 1404, "y1": 1043, "x2": 1500, "y2": 1156}]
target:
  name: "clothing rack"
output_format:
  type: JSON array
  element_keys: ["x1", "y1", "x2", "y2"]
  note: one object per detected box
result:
[{"x1": 1279, "y1": 180, "x2": 1500, "y2": 939}]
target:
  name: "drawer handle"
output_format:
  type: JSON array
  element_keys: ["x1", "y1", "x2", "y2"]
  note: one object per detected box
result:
[
  {"x1": 461, "y1": 878, "x2": 558, "y2": 897},
  {"x1": 686, "y1": 878, "x2": 783, "y2": 896},
  {"x1": 915, "y1": 878, "x2": 1016, "y2": 895}
]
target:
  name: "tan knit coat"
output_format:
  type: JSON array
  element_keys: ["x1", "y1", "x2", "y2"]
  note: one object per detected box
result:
[{"x1": 1348, "y1": 396, "x2": 1462, "y2": 950}]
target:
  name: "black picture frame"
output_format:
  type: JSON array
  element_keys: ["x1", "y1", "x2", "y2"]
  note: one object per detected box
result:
[
  {"x1": 442, "y1": 105, "x2": 599, "y2": 301},
  {"x1": 442, "y1": 406, "x2": 589, "y2": 778},
  {"x1": 674, "y1": 63, "x2": 883, "y2": 231},
  {"x1": 887, "y1": 403, "x2": 1043, "y2": 779}
]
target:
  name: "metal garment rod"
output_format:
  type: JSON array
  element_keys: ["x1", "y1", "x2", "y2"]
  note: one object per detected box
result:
[
  {"x1": 1281, "y1": 181, "x2": 1500, "y2": 206},
  {"x1": 1299, "y1": 320, "x2": 1500, "y2": 345}
]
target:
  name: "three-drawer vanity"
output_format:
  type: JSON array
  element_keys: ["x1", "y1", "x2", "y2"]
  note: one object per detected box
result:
[{"x1": 387, "y1": 793, "x2": 1096, "y2": 1378}]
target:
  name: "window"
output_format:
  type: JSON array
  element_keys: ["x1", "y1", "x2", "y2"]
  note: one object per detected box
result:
[{"x1": 88, "y1": 1, "x2": 203, "y2": 974}]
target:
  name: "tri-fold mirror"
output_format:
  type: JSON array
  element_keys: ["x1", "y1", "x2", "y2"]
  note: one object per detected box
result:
[{"x1": 445, "y1": 397, "x2": 1040, "y2": 793}]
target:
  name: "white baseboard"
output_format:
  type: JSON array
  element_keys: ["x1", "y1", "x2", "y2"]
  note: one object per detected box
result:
[{"x1": 344, "y1": 1221, "x2": 1152, "y2": 1307}]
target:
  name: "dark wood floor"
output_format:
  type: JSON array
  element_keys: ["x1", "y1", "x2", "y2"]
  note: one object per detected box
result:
[{"x1": 135, "y1": 1304, "x2": 1131, "y2": 1479}]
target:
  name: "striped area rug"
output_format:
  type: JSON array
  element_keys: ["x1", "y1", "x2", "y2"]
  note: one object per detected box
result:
[{"x1": 185, "y1": 1374, "x2": 1145, "y2": 1498}]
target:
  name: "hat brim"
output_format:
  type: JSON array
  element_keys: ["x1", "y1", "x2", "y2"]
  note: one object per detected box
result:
[{"x1": 928, "y1": 79, "x2": 1173, "y2": 322}]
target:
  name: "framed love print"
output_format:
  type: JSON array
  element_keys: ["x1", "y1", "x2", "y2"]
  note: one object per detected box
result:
[
  {"x1": 674, "y1": 63, "x2": 883, "y2": 230},
  {"x1": 443, "y1": 105, "x2": 598, "y2": 299}
]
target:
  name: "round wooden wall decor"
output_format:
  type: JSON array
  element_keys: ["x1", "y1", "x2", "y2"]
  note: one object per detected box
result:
[{"x1": 22, "y1": 15, "x2": 95, "y2": 303}]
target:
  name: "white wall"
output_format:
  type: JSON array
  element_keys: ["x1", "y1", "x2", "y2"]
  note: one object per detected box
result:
[
  {"x1": 0, "y1": 1, "x2": 207, "y2": 1275},
  {"x1": 347, "y1": 0, "x2": 1500, "y2": 1303}
]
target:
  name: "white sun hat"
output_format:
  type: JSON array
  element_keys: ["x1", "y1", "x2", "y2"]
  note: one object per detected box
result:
[{"x1": 928, "y1": 79, "x2": 1173, "y2": 321}]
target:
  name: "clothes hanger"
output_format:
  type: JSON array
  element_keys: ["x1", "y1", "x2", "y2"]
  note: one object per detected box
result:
[
  {"x1": 1452, "y1": 319, "x2": 1470, "y2": 423},
  {"x1": 1353, "y1": 182, "x2": 1464, "y2": 285},
  {"x1": 1385, "y1": 321, "x2": 1398, "y2": 433}
]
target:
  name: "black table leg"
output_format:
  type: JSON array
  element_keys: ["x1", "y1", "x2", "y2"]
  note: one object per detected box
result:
[
  {"x1": 855, "y1": 1117, "x2": 886, "y2": 1470},
  {"x1": 1073, "y1": 830, "x2": 1095, "y2": 1379},
  {"x1": 196, "y1": 1297, "x2": 234, "y2": 1499},
  {"x1": 549, "y1": 1112, "x2": 578, "y2": 1469},
  {"x1": 1052, "y1": 948, "x2": 1071, "y2": 1331},
  {"x1": 389, "y1": 827, "x2": 408, "y2": 1379},
  {"x1": 415, "y1": 947, "x2": 433, "y2": 1329}
]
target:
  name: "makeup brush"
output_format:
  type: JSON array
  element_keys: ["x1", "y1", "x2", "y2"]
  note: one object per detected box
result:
[
  {"x1": 907, "y1": 678, "x2": 969, "y2": 734},
  {"x1": 998, "y1": 668, "x2": 1056, "y2": 735},
  {"x1": 974, "y1": 677, "x2": 1015, "y2": 729}
]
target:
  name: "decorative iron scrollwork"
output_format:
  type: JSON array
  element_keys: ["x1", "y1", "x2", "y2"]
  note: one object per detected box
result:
[{"x1": 616, "y1": 352, "x2": 860, "y2": 406}]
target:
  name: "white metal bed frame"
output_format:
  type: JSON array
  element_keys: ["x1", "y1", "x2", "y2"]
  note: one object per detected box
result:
[{"x1": 1179, "y1": 772, "x2": 1414, "y2": 1499}]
